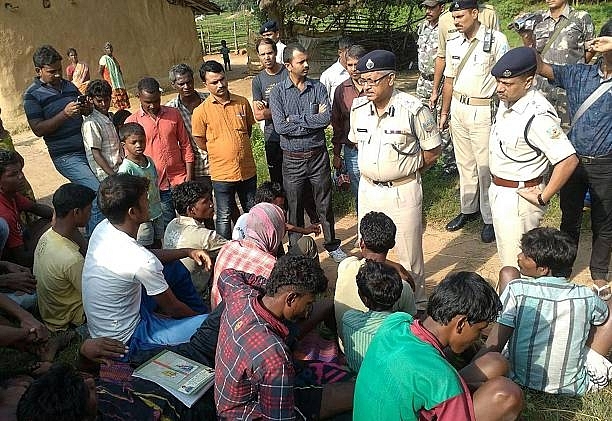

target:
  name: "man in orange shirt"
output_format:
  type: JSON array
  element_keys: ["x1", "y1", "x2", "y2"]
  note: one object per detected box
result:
[
  {"x1": 192, "y1": 61, "x2": 257, "y2": 240},
  {"x1": 125, "y1": 77, "x2": 194, "y2": 228}
]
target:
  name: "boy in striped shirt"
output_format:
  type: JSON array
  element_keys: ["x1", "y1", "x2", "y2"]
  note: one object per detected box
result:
[
  {"x1": 479, "y1": 227, "x2": 612, "y2": 395},
  {"x1": 342, "y1": 260, "x2": 402, "y2": 372}
]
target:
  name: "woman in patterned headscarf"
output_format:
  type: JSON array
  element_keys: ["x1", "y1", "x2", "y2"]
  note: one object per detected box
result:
[{"x1": 210, "y1": 203, "x2": 286, "y2": 309}]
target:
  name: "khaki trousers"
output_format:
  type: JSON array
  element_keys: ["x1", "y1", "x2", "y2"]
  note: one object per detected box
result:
[
  {"x1": 358, "y1": 176, "x2": 426, "y2": 309},
  {"x1": 489, "y1": 183, "x2": 546, "y2": 267},
  {"x1": 450, "y1": 99, "x2": 493, "y2": 223}
]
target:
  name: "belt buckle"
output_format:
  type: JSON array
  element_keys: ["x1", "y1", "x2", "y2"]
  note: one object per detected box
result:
[
  {"x1": 460, "y1": 94, "x2": 468, "y2": 104},
  {"x1": 581, "y1": 156, "x2": 593, "y2": 164}
]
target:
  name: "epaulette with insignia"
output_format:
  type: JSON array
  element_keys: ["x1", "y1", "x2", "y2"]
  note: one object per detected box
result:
[{"x1": 351, "y1": 96, "x2": 370, "y2": 110}]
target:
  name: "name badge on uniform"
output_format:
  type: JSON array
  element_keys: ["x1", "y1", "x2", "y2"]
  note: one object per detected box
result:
[
  {"x1": 451, "y1": 56, "x2": 460, "y2": 60},
  {"x1": 384, "y1": 129, "x2": 409, "y2": 135},
  {"x1": 356, "y1": 128, "x2": 368, "y2": 132}
]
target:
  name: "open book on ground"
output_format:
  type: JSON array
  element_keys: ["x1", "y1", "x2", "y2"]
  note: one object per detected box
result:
[{"x1": 132, "y1": 349, "x2": 215, "y2": 407}]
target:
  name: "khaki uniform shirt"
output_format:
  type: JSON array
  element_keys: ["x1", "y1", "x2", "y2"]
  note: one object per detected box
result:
[
  {"x1": 349, "y1": 90, "x2": 441, "y2": 182},
  {"x1": 489, "y1": 89, "x2": 576, "y2": 180},
  {"x1": 437, "y1": 4, "x2": 499, "y2": 58},
  {"x1": 444, "y1": 24, "x2": 509, "y2": 98}
]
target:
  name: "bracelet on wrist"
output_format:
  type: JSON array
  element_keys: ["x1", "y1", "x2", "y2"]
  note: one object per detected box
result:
[{"x1": 537, "y1": 193, "x2": 548, "y2": 206}]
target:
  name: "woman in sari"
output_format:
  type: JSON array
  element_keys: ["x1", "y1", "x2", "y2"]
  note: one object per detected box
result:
[
  {"x1": 65, "y1": 48, "x2": 90, "y2": 94},
  {"x1": 98, "y1": 42, "x2": 130, "y2": 110}
]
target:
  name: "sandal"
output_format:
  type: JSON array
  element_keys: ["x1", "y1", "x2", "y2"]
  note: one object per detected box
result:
[{"x1": 592, "y1": 283, "x2": 612, "y2": 301}]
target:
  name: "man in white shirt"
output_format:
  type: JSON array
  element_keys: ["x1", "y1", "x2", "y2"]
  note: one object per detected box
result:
[
  {"x1": 82, "y1": 173, "x2": 212, "y2": 355},
  {"x1": 320, "y1": 37, "x2": 352, "y2": 104}
]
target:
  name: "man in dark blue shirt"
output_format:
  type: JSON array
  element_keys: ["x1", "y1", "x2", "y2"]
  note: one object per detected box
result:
[
  {"x1": 23, "y1": 45, "x2": 103, "y2": 236},
  {"x1": 537, "y1": 20, "x2": 612, "y2": 297},
  {"x1": 269, "y1": 43, "x2": 347, "y2": 263}
]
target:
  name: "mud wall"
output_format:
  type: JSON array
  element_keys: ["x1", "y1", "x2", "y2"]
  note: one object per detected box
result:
[{"x1": 0, "y1": 0, "x2": 202, "y2": 129}]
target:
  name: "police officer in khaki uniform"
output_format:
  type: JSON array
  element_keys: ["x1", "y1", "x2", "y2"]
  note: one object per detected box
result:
[
  {"x1": 489, "y1": 47, "x2": 578, "y2": 267},
  {"x1": 439, "y1": 0, "x2": 508, "y2": 243},
  {"x1": 349, "y1": 50, "x2": 441, "y2": 311}
]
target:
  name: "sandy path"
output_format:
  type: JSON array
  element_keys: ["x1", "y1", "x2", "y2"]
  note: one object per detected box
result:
[{"x1": 9, "y1": 52, "x2": 598, "y2": 291}]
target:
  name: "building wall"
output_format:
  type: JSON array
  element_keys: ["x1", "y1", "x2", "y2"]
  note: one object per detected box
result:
[{"x1": 0, "y1": 0, "x2": 202, "y2": 128}]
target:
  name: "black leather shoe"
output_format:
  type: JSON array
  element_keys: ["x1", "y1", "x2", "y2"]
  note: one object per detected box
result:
[
  {"x1": 481, "y1": 224, "x2": 495, "y2": 243},
  {"x1": 445, "y1": 212, "x2": 480, "y2": 231}
]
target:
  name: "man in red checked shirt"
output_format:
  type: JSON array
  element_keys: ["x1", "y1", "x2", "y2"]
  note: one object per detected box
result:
[{"x1": 215, "y1": 255, "x2": 354, "y2": 420}]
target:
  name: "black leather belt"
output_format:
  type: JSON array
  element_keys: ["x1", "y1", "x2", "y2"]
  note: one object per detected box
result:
[
  {"x1": 420, "y1": 74, "x2": 434, "y2": 81},
  {"x1": 283, "y1": 146, "x2": 325, "y2": 159},
  {"x1": 578, "y1": 154, "x2": 612, "y2": 164}
]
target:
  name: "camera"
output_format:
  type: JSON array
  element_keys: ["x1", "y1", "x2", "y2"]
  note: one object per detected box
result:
[
  {"x1": 507, "y1": 12, "x2": 543, "y2": 32},
  {"x1": 76, "y1": 95, "x2": 87, "y2": 105}
]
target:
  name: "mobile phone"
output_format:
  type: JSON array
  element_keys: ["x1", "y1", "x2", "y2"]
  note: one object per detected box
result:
[{"x1": 76, "y1": 95, "x2": 87, "y2": 105}]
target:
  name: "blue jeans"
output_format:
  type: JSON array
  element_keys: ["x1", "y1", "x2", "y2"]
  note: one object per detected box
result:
[
  {"x1": 343, "y1": 145, "x2": 360, "y2": 205},
  {"x1": 130, "y1": 260, "x2": 208, "y2": 355},
  {"x1": 51, "y1": 152, "x2": 103, "y2": 236},
  {"x1": 212, "y1": 176, "x2": 257, "y2": 240},
  {"x1": 159, "y1": 189, "x2": 176, "y2": 229}
]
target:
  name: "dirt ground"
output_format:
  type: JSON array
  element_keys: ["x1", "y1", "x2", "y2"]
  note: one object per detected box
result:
[{"x1": 9, "y1": 53, "x2": 597, "y2": 292}]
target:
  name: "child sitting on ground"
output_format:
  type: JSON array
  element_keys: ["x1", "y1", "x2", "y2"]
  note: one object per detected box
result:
[
  {"x1": 342, "y1": 260, "x2": 402, "y2": 372},
  {"x1": 117, "y1": 123, "x2": 163, "y2": 248},
  {"x1": 163, "y1": 180, "x2": 227, "y2": 296},
  {"x1": 0, "y1": 150, "x2": 52, "y2": 270},
  {"x1": 478, "y1": 227, "x2": 612, "y2": 396}
]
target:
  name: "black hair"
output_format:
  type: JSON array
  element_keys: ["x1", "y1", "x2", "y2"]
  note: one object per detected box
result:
[
  {"x1": 256, "y1": 37, "x2": 277, "y2": 54},
  {"x1": 53, "y1": 183, "x2": 96, "y2": 218},
  {"x1": 85, "y1": 79, "x2": 112, "y2": 98},
  {"x1": 338, "y1": 37, "x2": 353, "y2": 50},
  {"x1": 33, "y1": 45, "x2": 62, "y2": 68},
  {"x1": 359, "y1": 211, "x2": 396, "y2": 254},
  {"x1": 66, "y1": 47, "x2": 77, "y2": 56},
  {"x1": 255, "y1": 181, "x2": 285, "y2": 204},
  {"x1": 357, "y1": 260, "x2": 402, "y2": 311},
  {"x1": 0, "y1": 149, "x2": 21, "y2": 177},
  {"x1": 137, "y1": 77, "x2": 160, "y2": 94},
  {"x1": 118, "y1": 122, "x2": 145, "y2": 142},
  {"x1": 600, "y1": 19, "x2": 612, "y2": 37},
  {"x1": 98, "y1": 173, "x2": 149, "y2": 224},
  {"x1": 265, "y1": 255, "x2": 328, "y2": 296},
  {"x1": 198, "y1": 60, "x2": 225, "y2": 82},
  {"x1": 169, "y1": 63, "x2": 194, "y2": 84},
  {"x1": 283, "y1": 43, "x2": 307, "y2": 64},
  {"x1": 427, "y1": 271, "x2": 502, "y2": 325},
  {"x1": 221, "y1": 39, "x2": 227, "y2": 45},
  {"x1": 172, "y1": 180, "x2": 213, "y2": 215},
  {"x1": 112, "y1": 109, "x2": 132, "y2": 130},
  {"x1": 520, "y1": 227, "x2": 577, "y2": 277},
  {"x1": 17, "y1": 362, "x2": 90, "y2": 421},
  {"x1": 346, "y1": 44, "x2": 367, "y2": 60}
]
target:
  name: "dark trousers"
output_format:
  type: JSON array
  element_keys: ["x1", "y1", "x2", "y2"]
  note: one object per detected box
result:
[
  {"x1": 266, "y1": 141, "x2": 319, "y2": 223},
  {"x1": 283, "y1": 150, "x2": 339, "y2": 252},
  {"x1": 560, "y1": 160, "x2": 612, "y2": 280},
  {"x1": 212, "y1": 176, "x2": 257, "y2": 240}
]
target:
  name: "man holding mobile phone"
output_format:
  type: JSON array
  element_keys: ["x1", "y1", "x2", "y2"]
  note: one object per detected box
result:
[{"x1": 24, "y1": 44, "x2": 103, "y2": 236}]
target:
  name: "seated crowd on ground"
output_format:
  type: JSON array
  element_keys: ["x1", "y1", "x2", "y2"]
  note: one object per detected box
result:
[{"x1": 0, "y1": 10, "x2": 611, "y2": 420}]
